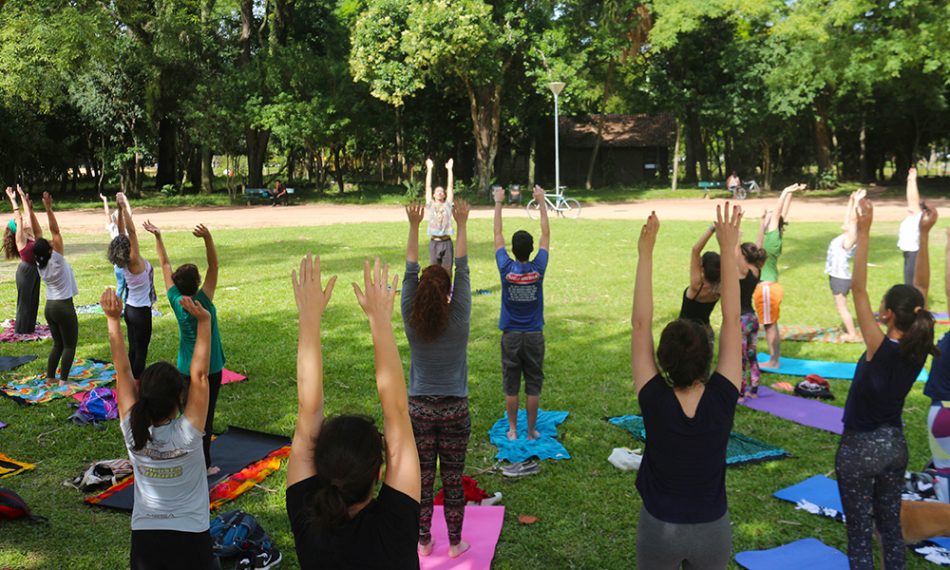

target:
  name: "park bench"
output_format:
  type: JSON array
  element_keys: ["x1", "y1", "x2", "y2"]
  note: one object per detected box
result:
[
  {"x1": 699, "y1": 181, "x2": 722, "y2": 198},
  {"x1": 243, "y1": 187, "x2": 295, "y2": 206}
]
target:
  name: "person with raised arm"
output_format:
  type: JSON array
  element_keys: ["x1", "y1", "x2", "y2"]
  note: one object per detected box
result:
[
  {"x1": 737, "y1": 240, "x2": 767, "y2": 400},
  {"x1": 101, "y1": 192, "x2": 129, "y2": 300},
  {"x1": 31, "y1": 192, "x2": 79, "y2": 385},
  {"x1": 899, "y1": 167, "x2": 923, "y2": 285},
  {"x1": 285, "y1": 256, "x2": 421, "y2": 569},
  {"x1": 106, "y1": 193, "x2": 157, "y2": 379},
  {"x1": 143, "y1": 220, "x2": 225, "y2": 475},
  {"x1": 3, "y1": 186, "x2": 40, "y2": 334},
  {"x1": 836, "y1": 197, "x2": 937, "y2": 568},
  {"x1": 754, "y1": 182, "x2": 805, "y2": 368},
  {"x1": 101, "y1": 287, "x2": 214, "y2": 569},
  {"x1": 679, "y1": 224, "x2": 722, "y2": 349},
  {"x1": 402, "y1": 199, "x2": 472, "y2": 558},
  {"x1": 425, "y1": 158, "x2": 455, "y2": 273},
  {"x1": 824, "y1": 189, "x2": 866, "y2": 342},
  {"x1": 494, "y1": 184, "x2": 550, "y2": 441},
  {"x1": 632, "y1": 204, "x2": 744, "y2": 569}
]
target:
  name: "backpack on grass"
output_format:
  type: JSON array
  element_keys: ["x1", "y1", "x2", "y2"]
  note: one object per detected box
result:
[
  {"x1": 795, "y1": 374, "x2": 834, "y2": 400},
  {"x1": 0, "y1": 487, "x2": 47, "y2": 523},
  {"x1": 210, "y1": 510, "x2": 269, "y2": 557}
]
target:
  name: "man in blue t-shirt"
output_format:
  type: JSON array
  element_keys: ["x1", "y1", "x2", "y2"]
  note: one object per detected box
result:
[{"x1": 494, "y1": 185, "x2": 550, "y2": 441}]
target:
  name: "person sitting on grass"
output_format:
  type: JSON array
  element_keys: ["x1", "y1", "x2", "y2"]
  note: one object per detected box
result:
[
  {"x1": 285, "y1": 255, "x2": 421, "y2": 569},
  {"x1": 144, "y1": 220, "x2": 225, "y2": 477},
  {"x1": 836, "y1": 197, "x2": 936, "y2": 568},
  {"x1": 101, "y1": 287, "x2": 214, "y2": 570},
  {"x1": 494, "y1": 184, "x2": 550, "y2": 441},
  {"x1": 679, "y1": 223, "x2": 722, "y2": 349},
  {"x1": 4, "y1": 185, "x2": 40, "y2": 335},
  {"x1": 824, "y1": 189, "x2": 865, "y2": 343},
  {"x1": 632, "y1": 204, "x2": 744, "y2": 569},
  {"x1": 425, "y1": 158, "x2": 455, "y2": 274},
  {"x1": 402, "y1": 199, "x2": 472, "y2": 558}
]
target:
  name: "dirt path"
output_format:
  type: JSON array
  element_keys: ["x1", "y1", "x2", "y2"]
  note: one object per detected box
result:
[{"x1": 45, "y1": 194, "x2": 947, "y2": 234}]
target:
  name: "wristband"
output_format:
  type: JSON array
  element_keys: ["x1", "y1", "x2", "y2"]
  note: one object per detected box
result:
[{"x1": 708, "y1": 224, "x2": 715, "y2": 232}]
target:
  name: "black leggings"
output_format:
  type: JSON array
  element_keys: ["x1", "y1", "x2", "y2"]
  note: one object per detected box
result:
[
  {"x1": 835, "y1": 426, "x2": 907, "y2": 570},
  {"x1": 124, "y1": 305, "x2": 153, "y2": 379},
  {"x1": 45, "y1": 298, "x2": 78, "y2": 382},
  {"x1": 203, "y1": 371, "x2": 223, "y2": 469},
  {"x1": 130, "y1": 529, "x2": 217, "y2": 570}
]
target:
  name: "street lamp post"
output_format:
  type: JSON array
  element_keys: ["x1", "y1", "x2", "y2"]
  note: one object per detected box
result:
[{"x1": 548, "y1": 81, "x2": 565, "y2": 196}]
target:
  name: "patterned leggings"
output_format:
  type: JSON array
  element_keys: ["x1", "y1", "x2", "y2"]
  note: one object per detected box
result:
[
  {"x1": 409, "y1": 396, "x2": 471, "y2": 546},
  {"x1": 835, "y1": 426, "x2": 907, "y2": 570},
  {"x1": 740, "y1": 312, "x2": 760, "y2": 395}
]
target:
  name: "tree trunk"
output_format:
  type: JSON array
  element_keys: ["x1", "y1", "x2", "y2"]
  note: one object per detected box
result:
[
  {"x1": 585, "y1": 62, "x2": 616, "y2": 191},
  {"x1": 814, "y1": 95, "x2": 834, "y2": 172},
  {"x1": 332, "y1": 145, "x2": 344, "y2": 193},
  {"x1": 395, "y1": 107, "x2": 405, "y2": 183},
  {"x1": 762, "y1": 140, "x2": 772, "y2": 191},
  {"x1": 245, "y1": 129, "x2": 270, "y2": 188},
  {"x1": 156, "y1": 117, "x2": 177, "y2": 188},
  {"x1": 671, "y1": 120, "x2": 681, "y2": 191},
  {"x1": 287, "y1": 149, "x2": 297, "y2": 182},
  {"x1": 528, "y1": 136, "x2": 536, "y2": 190},
  {"x1": 464, "y1": 78, "x2": 505, "y2": 194},
  {"x1": 683, "y1": 108, "x2": 704, "y2": 183},
  {"x1": 201, "y1": 148, "x2": 214, "y2": 194}
]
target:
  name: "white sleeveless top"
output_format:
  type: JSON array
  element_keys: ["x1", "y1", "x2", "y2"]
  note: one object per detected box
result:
[
  {"x1": 124, "y1": 260, "x2": 157, "y2": 308},
  {"x1": 38, "y1": 251, "x2": 79, "y2": 301}
]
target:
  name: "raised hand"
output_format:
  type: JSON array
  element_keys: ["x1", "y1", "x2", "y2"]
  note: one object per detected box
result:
[
  {"x1": 715, "y1": 202, "x2": 742, "y2": 250},
  {"x1": 116, "y1": 192, "x2": 127, "y2": 205},
  {"x1": 5, "y1": 187, "x2": 14, "y2": 201},
  {"x1": 426, "y1": 158, "x2": 434, "y2": 170},
  {"x1": 855, "y1": 197, "x2": 873, "y2": 234},
  {"x1": 638, "y1": 211, "x2": 659, "y2": 255},
  {"x1": 100, "y1": 288, "x2": 123, "y2": 320},
  {"x1": 192, "y1": 224, "x2": 211, "y2": 239},
  {"x1": 452, "y1": 198, "x2": 470, "y2": 224},
  {"x1": 532, "y1": 185, "x2": 545, "y2": 203},
  {"x1": 142, "y1": 220, "x2": 161, "y2": 236},
  {"x1": 920, "y1": 202, "x2": 939, "y2": 233},
  {"x1": 445, "y1": 158, "x2": 454, "y2": 170},
  {"x1": 493, "y1": 186, "x2": 506, "y2": 203},
  {"x1": 99, "y1": 193, "x2": 107, "y2": 201},
  {"x1": 179, "y1": 296, "x2": 210, "y2": 322},
  {"x1": 16, "y1": 185, "x2": 26, "y2": 198},
  {"x1": 292, "y1": 253, "x2": 337, "y2": 321},
  {"x1": 405, "y1": 202, "x2": 424, "y2": 225},
  {"x1": 908, "y1": 167, "x2": 917, "y2": 181},
  {"x1": 353, "y1": 257, "x2": 397, "y2": 324},
  {"x1": 42, "y1": 191, "x2": 52, "y2": 209}
]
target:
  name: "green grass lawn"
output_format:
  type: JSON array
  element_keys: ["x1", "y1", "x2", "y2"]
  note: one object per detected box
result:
[{"x1": 0, "y1": 215, "x2": 944, "y2": 569}]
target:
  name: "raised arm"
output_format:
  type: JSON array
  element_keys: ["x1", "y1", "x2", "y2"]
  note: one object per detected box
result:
[
  {"x1": 5, "y1": 187, "x2": 26, "y2": 250},
  {"x1": 101, "y1": 288, "x2": 135, "y2": 418},
  {"x1": 405, "y1": 203, "x2": 423, "y2": 264},
  {"x1": 116, "y1": 193, "x2": 144, "y2": 273},
  {"x1": 287, "y1": 254, "x2": 337, "y2": 487},
  {"x1": 445, "y1": 158, "x2": 454, "y2": 203},
  {"x1": 756, "y1": 210, "x2": 769, "y2": 248},
  {"x1": 425, "y1": 158, "x2": 434, "y2": 204},
  {"x1": 906, "y1": 168, "x2": 921, "y2": 214},
  {"x1": 353, "y1": 258, "x2": 420, "y2": 502},
  {"x1": 193, "y1": 225, "x2": 218, "y2": 301},
  {"x1": 688, "y1": 225, "x2": 716, "y2": 295},
  {"x1": 632, "y1": 212, "x2": 660, "y2": 394},
  {"x1": 493, "y1": 186, "x2": 505, "y2": 251},
  {"x1": 99, "y1": 193, "x2": 111, "y2": 225},
  {"x1": 453, "y1": 198, "x2": 469, "y2": 258},
  {"x1": 852, "y1": 198, "x2": 885, "y2": 359},
  {"x1": 144, "y1": 221, "x2": 174, "y2": 290},
  {"x1": 534, "y1": 185, "x2": 550, "y2": 251},
  {"x1": 842, "y1": 189, "x2": 863, "y2": 250},
  {"x1": 714, "y1": 203, "x2": 743, "y2": 388},
  {"x1": 18, "y1": 187, "x2": 40, "y2": 241},
  {"x1": 41, "y1": 192, "x2": 64, "y2": 255},
  {"x1": 914, "y1": 203, "x2": 938, "y2": 306},
  {"x1": 180, "y1": 296, "x2": 211, "y2": 435}
]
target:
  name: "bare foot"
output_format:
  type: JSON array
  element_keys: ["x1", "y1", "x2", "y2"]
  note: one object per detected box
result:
[
  {"x1": 749, "y1": 393, "x2": 759, "y2": 399},
  {"x1": 738, "y1": 396, "x2": 746, "y2": 404},
  {"x1": 507, "y1": 429, "x2": 518, "y2": 441},
  {"x1": 207, "y1": 466, "x2": 221, "y2": 476},
  {"x1": 418, "y1": 541, "x2": 433, "y2": 556},
  {"x1": 448, "y1": 541, "x2": 470, "y2": 558},
  {"x1": 527, "y1": 430, "x2": 541, "y2": 440},
  {"x1": 763, "y1": 360, "x2": 780, "y2": 369}
]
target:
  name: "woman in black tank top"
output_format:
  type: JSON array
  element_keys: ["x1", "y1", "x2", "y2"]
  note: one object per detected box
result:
[
  {"x1": 679, "y1": 225, "x2": 721, "y2": 326},
  {"x1": 738, "y1": 243, "x2": 766, "y2": 399}
]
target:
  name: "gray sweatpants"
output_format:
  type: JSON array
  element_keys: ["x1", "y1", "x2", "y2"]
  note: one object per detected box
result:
[
  {"x1": 636, "y1": 505, "x2": 731, "y2": 570},
  {"x1": 429, "y1": 238, "x2": 454, "y2": 274}
]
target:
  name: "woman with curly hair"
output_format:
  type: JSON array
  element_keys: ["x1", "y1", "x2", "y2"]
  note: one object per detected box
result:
[
  {"x1": 4, "y1": 186, "x2": 40, "y2": 334},
  {"x1": 106, "y1": 193, "x2": 157, "y2": 379},
  {"x1": 401, "y1": 198, "x2": 472, "y2": 559}
]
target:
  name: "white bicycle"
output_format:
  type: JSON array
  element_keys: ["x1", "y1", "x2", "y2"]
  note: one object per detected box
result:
[{"x1": 526, "y1": 190, "x2": 581, "y2": 219}]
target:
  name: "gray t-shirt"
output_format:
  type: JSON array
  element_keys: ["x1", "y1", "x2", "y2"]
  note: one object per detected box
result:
[
  {"x1": 401, "y1": 256, "x2": 471, "y2": 397},
  {"x1": 120, "y1": 415, "x2": 209, "y2": 532}
]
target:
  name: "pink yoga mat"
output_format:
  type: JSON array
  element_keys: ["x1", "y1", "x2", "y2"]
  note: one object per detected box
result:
[
  {"x1": 420, "y1": 506, "x2": 505, "y2": 570},
  {"x1": 222, "y1": 369, "x2": 247, "y2": 385}
]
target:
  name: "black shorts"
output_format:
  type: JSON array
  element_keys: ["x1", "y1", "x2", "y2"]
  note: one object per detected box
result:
[
  {"x1": 829, "y1": 276, "x2": 852, "y2": 296},
  {"x1": 501, "y1": 331, "x2": 545, "y2": 396},
  {"x1": 130, "y1": 529, "x2": 216, "y2": 570}
]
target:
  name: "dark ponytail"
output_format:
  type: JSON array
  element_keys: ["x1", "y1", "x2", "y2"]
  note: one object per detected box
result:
[
  {"x1": 701, "y1": 251, "x2": 721, "y2": 285},
  {"x1": 307, "y1": 415, "x2": 383, "y2": 531},
  {"x1": 33, "y1": 238, "x2": 52, "y2": 269},
  {"x1": 129, "y1": 362, "x2": 187, "y2": 451},
  {"x1": 740, "y1": 242, "x2": 767, "y2": 268},
  {"x1": 884, "y1": 284, "x2": 939, "y2": 364}
]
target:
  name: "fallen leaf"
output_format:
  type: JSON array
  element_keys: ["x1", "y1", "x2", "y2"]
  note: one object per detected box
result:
[{"x1": 518, "y1": 515, "x2": 538, "y2": 525}]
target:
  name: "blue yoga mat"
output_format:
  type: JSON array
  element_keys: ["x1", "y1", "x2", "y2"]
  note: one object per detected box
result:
[
  {"x1": 757, "y1": 353, "x2": 928, "y2": 382},
  {"x1": 489, "y1": 409, "x2": 570, "y2": 463},
  {"x1": 736, "y1": 538, "x2": 849, "y2": 570},
  {"x1": 772, "y1": 474, "x2": 843, "y2": 511}
]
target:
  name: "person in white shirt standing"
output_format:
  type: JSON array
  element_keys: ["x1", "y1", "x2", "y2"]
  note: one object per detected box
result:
[
  {"x1": 825, "y1": 189, "x2": 864, "y2": 342},
  {"x1": 425, "y1": 158, "x2": 455, "y2": 274},
  {"x1": 898, "y1": 168, "x2": 923, "y2": 285}
]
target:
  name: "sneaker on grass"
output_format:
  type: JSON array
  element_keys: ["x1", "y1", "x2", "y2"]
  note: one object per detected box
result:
[
  {"x1": 502, "y1": 461, "x2": 540, "y2": 478},
  {"x1": 236, "y1": 546, "x2": 282, "y2": 570}
]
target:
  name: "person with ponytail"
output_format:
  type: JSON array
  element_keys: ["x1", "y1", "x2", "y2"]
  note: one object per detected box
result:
[
  {"x1": 102, "y1": 287, "x2": 214, "y2": 569},
  {"x1": 33, "y1": 192, "x2": 79, "y2": 385},
  {"x1": 106, "y1": 193, "x2": 157, "y2": 379},
  {"x1": 402, "y1": 199, "x2": 472, "y2": 558},
  {"x1": 144, "y1": 220, "x2": 225, "y2": 476},
  {"x1": 4, "y1": 186, "x2": 40, "y2": 334},
  {"x1": 286, "y1": 255, "x2": 421, "y2": 569},
  {"x1": 679, "y1": 224, "x2": 722, "y2": 349},
  {"x1": 738, "y1": 241, "x2": 766, "y2": 400},
  {"x1": 632, "y1": 204, "x2": 743, "y2": 569},
  {"x1": 836, "y1": 197, "x2": 937, "y2": 569}
]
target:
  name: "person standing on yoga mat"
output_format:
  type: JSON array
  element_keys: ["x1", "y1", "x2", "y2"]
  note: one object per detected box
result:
[
  {"x1": 101, "y1": 287, "x2": 215, "y2": 570},
  {"x1": 755, "y1": 183, "x2": 805, "y2": 369},
  {"x1": 145, "y1": 221, "x2": 225, "y2": 476},
  {"x1": 285, "y1": 255, "x2": 421, "y2": 569},
  {"x1": 738, "y1": 242, "x2": 766, "y2": 400},
  {"x1": 899, "y1": 167, "x2": 923, "y2": 286},
  {"x1": 679, "y1": 224, "x2": 721, "y2": 349},
  {"x1": 494, "y1": 184, "x2": 550, "y2": 441},
  {"x1": 836, "y1": 197, "x2": 936, "y2": 569},
  {"x1": 4, "y1": 186, "x2": 40, "y2": 334},
  {"x1": 824, "y1": 189, "x2": 864, "y2": 343},
  {"x1": 107, "y1": 193, "x2": 157, "y2": 379},
  {"x1": 33, "y1": 192, "x2": 79, "y2": 385},
  {"x1": 402, "y1": 199, "x2": 472, "y2": 559},
  {"x1": 425, "y1": 158, "x2": 455, "y2": 274},
  {"x1": 632, "y1": 204, "x2": 743, "y2": 569}
]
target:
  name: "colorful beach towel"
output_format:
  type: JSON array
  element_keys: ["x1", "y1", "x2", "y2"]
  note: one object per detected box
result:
[
  {"x1": 735, "y1": 538, "x2": 848, "y2": 570},
  {"x1": 0, "y1": 320, "x2": 51, "y2": 343},
  {"x1": 420, "y1": 506, "x2": 505, "y2": 570},
  {"x1": 758, "y1": 353, "x2": 929, "y2": 382},
  {"x1": 0, "y1": 359, "x2": 116, "y2": 405},
  {"x1": 489, "y1": 410, "x2": 570, "y2": 463},
  {"x1": 0, "y1": 453, "x2": 36, "y2": 479},
  {"x1": 741, "y1": 386, "x2": 844, "y2": 434},
  {"x1": 758, "y1": 324, "x2": 861, "y2": 344},
  {"x1": 608, "y1": 415, "x2": 788, "y2": 466},
  {"x1": 221, "y1": 369, "x2": 247, "y2": 386},
  {"x1": 0, "y1": 355, "x2": 37, "y2": 373},
  {"x1": 76, "y1": 304, "x2": 161, "y2": 317}
]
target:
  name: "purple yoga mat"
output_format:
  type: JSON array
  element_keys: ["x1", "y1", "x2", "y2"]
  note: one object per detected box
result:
[{"x1": 741, "y1": 386, "x2": 843, "y2": 434}]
